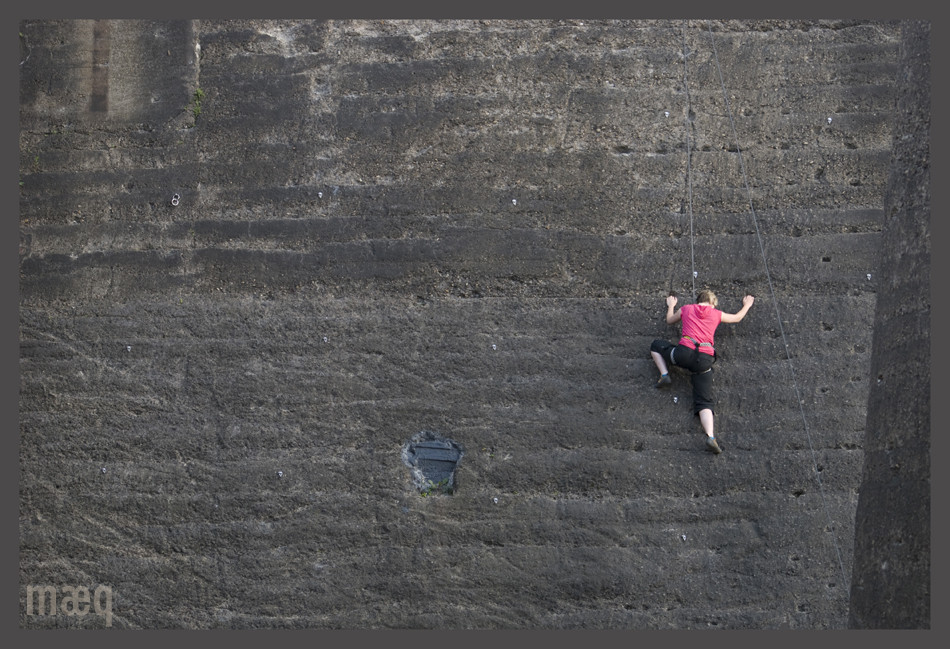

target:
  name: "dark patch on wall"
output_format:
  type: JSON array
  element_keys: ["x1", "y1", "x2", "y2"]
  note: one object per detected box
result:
[
  {"x1": 402, "y1": 431, "x2": 465, "y2": 495},
  {"x1": 90, "y1": 20, "x2": 110, "y2": 113}
]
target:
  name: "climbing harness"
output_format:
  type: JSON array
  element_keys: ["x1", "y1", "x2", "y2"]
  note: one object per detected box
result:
[
  {"x1": 671, "y1": 334, "x2": 715, "y2": 373},
  {"x1": 680, "y1": 333, "x2": 713, "y2": 351},
  {"x1": 668, "y1": 332, "x2": 715, "y2": 370}
]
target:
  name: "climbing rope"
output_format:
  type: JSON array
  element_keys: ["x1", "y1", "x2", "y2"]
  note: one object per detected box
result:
[
  {"x1": 704, "y1": 21, "x2": 850, "y2": 592},
  {"x1": 681, "y1": 21, "x2": 697, "y2": 302}
]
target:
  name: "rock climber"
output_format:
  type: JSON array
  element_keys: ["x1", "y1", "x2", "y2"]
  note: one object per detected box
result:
[{"x1": 650, "y1": 290, "x2": 754, "y2": 454}]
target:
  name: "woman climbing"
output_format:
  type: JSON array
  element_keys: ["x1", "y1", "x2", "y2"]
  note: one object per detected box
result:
[{"x1": 650, "y1": 290, "x2": 754, "y2": 454}]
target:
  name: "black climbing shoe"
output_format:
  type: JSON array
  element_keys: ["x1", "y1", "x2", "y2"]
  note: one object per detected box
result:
[
  {"x1": 705, "y1": 437, "x2": 722, "y2": 454},
  {"x1": 656, "y1": 375, "x2": 671, "y2": 388}
]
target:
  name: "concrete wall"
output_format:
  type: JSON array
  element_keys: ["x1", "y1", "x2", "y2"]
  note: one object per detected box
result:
[{"x1": 18, "y1": 19, "x2": 922, "y2": 629}]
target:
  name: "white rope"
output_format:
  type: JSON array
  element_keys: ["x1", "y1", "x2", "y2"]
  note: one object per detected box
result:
[
  {"x1": 681, "y1": 21, "x2": 697, "y2": 301},
  {"x1": 705, "y1": 21, "x2": 849, "y2": 591}
]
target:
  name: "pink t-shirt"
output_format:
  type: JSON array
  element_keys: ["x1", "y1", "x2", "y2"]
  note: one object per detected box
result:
[{"x1": 679, "y1": 303, "x2": 721, "y2": 355}]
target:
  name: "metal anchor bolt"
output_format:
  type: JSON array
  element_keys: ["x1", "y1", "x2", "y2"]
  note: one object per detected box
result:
[
  {"x1": 171, "y1": 193, "x2": 180, "y2": 206},
  {"x1": 277, "y1": 471, "x2": 283, "y2": 478},
  {"x1": 511, "y1": 199, "x2": 517, "y2": 205}
]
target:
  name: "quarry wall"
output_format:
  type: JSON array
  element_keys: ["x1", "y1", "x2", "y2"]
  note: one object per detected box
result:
[{"x1": 18, "y1": 19, "x2": 926, "y2": 629}]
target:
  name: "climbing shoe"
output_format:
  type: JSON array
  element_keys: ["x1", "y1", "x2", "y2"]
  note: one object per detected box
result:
[
  {"x1": 705, "y1": 437, "x2": 722, "y2": 454},
  {"x1": 655, "y1": 374, "x2": 671, "y2": 388}
]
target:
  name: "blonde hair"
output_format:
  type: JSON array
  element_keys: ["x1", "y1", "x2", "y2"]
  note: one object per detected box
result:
[{"x1": 696, "y1": 289, "x2": 718, "y2": 307}]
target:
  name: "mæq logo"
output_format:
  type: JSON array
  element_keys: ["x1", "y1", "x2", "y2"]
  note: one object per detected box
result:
[{"x1": 24, "y1": 584, "x2": 113, "y2": 627}]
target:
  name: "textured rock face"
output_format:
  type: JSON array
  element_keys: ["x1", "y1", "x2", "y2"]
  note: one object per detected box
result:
[
  {"x1": 848, "y1": 21, "x2": 930, "y2": 629},
  {"x1": 18, "y1": 19, "x2": 923, "y2": 629}
]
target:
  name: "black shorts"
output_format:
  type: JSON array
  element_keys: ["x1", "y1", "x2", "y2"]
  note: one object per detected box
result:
[{"x1": 651, "y1": 339, "x2": 715, "y2": 415}]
